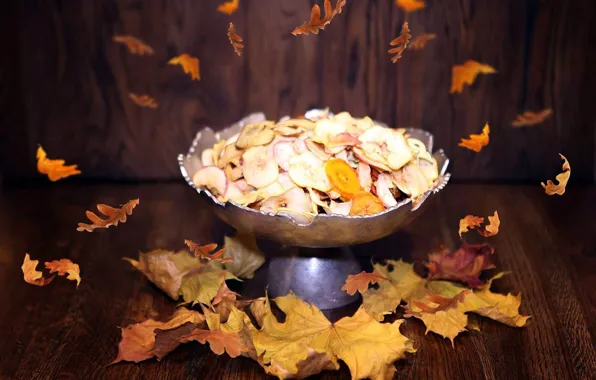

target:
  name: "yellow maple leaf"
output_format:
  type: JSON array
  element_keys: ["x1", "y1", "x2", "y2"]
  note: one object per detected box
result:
[
  {"x1": 395, "y1": 0, "x2": 425, "y2": 13},
  {"x1": 222, "y1": 233, "x2": 265, "y2": 279},
  {"x1": 541, "y1": 154, "x2": 570, "y2": 195},
  {"x1": 217, "y1": 0, "x2": 239, "y2": 15},
  {"x1": 450, "y1": 60, "x2": 496, "y2": 93},
  {"x1": 169, "y1": 54, "x2": 200, "y2": 80},
  {"x1": 36, "y1": 146, "x2": 81, "y2": 182},
  {"x1": 252, "y1": 292, "x2": 415, "y2": 380},
  {"x1": 459, "y1": 123, "x2": 490, "y2": 152}
]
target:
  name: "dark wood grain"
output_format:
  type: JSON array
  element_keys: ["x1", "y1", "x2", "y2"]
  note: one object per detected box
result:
[
  {"x1": 0, "y1": 183, "x2": 594, "y2": 379},
  {"x1": 1, "y1": 0, "x2": 595, "y2": 182}
]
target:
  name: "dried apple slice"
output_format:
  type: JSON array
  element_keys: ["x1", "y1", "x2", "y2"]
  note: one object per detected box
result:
[
  {"x1": 329, "y1": 200, "x2": 352, "y2": 216},
  {"x1": 375, "y1": 173, "x2": 397, "y2": 208},
  {"x1": 219, "y1": 144, "x2": 243, "y2": 168},
  {"x1": 359, "y1": 127, "x2": 412, "y2": 171},
  {"x1": 201, "y1": 149, "x2": 214, "y2": 167},
  {"x1": 257, "y1": 181, "x2": 285, "y2": 199},
  {"x1": 294, "y1": 137, "x2": 308, "y2": 153},
  {"x1": 236, "y1": 121, "x2": 275, "y2": 149},
  {"x1": 277, "y1": 208, "x2": 315, "y2": 225},
  {"x1": 226, "y1": 132, "x2": 240, "y2": 146},
  {"x1": 223, "y1": 181, "x2": 243, "y2": 201},
  {"x1": 193, "y1": 166, "x2": 228, "y2": 197},
  {"x1": 327, "y1": 133, "x2": 361, "y2": 148},
  {"x1": 277, "y1": 172, "x2": 295, "y2": 191},
  {"x1": 312, "y1": 119, "x2": 346, "y2": 146},
  {"x1": 307, "y1": 187, "x2": 331, "y2": 214},
  {"x1": 275, "y1": 118, "x2": 316, "y2": 130},
  {"x1": 391, "y1": 162, "x2": 429, "y2": 198},
  {"x1": 260, "y1": 187, "x2": 312, "y2": 215},
  {"x1": 325, "y1": 158, "x2": 361, "y2": 199},
  {"x1": 349, "y1": 191, "x2": 385, "y2": 216},
  {"x1": 233, "y1": 179, "x2": 252, "y2": 192},
  {"x1": 418, "y1": 157, "x2": 439, "y2": 186},
  {"x1": 242, "y1": 146, "x2": 279, "y2": 188},
  {"x1": 305, "y1": 139, "x2": 332, "y2": 161},
  {"x1": 353, "y1": 145, "x2": 392, "y2": 172},
  {"x1": 229, "y1": 190, "x2": 260, "y2": 206},
  {"x1": 224, "y1": 164, "x2": 243, "y2": 181},
  {"x1": 334, "y1": 149, "x2": 349, "y2": 162},
  {"x1": 273, "y1": 141, "x2": 300, "y2": 171},
  {"x1": 358, "y1": 162, "x2": 372, "y2": 192},
  {"x1": 273, "y1": 125, "x2": 303, "y2": 136},
  {"x1": 212, "y1": 140, "x2": 227, "y2": 167},
  {"x1": 289, "y1": 151, "x2": 332, "y2": 192}
]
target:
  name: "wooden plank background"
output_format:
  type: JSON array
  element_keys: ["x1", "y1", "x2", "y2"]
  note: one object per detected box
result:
[{"x1": 1, "y1": 0, "x2": 595, "y2": 182}]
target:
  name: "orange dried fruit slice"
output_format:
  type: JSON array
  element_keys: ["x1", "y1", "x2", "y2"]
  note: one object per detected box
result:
[
  {"x1": 349, "y1": 191, "x2": 385, "y2": 216},
  {"x1": 325, "y1": 158, "x2": 362, "y2": 199}
]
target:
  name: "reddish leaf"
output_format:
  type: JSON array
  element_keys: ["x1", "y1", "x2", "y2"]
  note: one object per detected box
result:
[
  {"x1": 291, "y1": 0, "x2": 346, "y2": 36},
  {"x1": 388, "y1": 22, "x2": 412, "y2": 63},
  {"x1": 426, "y1": 242, "x2": 495, "y2": 287}
]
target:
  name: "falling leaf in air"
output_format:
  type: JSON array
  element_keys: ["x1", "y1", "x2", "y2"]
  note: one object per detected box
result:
[
  {"x1": 458, "y1": 211, "x2": 500, "y2": 238},
  {"x1": 169, "y1": 54, "x2": 200, "y2": 80},
  {"x1": 77, "y1": 199, "x2": 139, "y2": 232},
  {"x1": 426, "y1": 242, "x2": 495, "y2": 287},
  {"x1": 388, "y1": 22, "x2": 412, "y2": 63},
  {"x1": 341, "y1": 271, "x2": 388, "y2": 295},
  {"x1": 291, "y1": 0, "x2": 346, "y2": 36},
  {"x1": 129, "y1": 93, "x2": 158, "y2": 108},
  {"x1": 21, "y1": 253, "x2": 54, "y2": 286},
  {"x1": 111, "y1": 308, "x2": 205, "y2": 364},
  {"x1": 478, "y1": 211, "x2": 500, "y2": 237},
  {"x1": 217, "y1": 0, "x2": 239, "y2": 15},
  {"x1": 511, "y1": 108, "x2": 553, "y2": 127},
  {"x1": 541, "y1": 154, "x2": 570, "y2": 195},
  {"x1": 396, "y1": 0, "x2": 426, "y2": 13},
  {"x1": 459, "y1": 123, "x2": 490, "y2": 152},
  {"x1": 36, "y1": 146, "x2": 81, "y2": 182},
  {"x1": 252, "y1": 292, "x2": 415, "y2": 380},
  {"x1": 45, "y1": 259, "x2": 81, "y2": 287},
  {"x1": 184, "y1": 239, "x2": 231, "y2": 263},
  {"x1": 409, "y1": 33, "x2": 436, "y2": 50},
  {"x1": 222, "y1": 233, "x2": 265, "y2": 279},
  {"x1": 227, "y1": 23, "x2": 244, "y2": 56},
  {"x1": 450, "y1": 60, "x2": 496, "y2": 94},
  {"x1": 112, "y1": 35, "x2": 155, "y2": 56},
  {"x1": 458, "y1": 215, "x2": 485, "y2": 237}
]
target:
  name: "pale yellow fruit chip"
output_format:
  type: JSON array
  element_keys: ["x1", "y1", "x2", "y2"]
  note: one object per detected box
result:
[
  {"x1": 288, "y1": 152, "x2": 332, "y2": 192},
  {"x1": 242, "y1": 146, "x2": 279, "y2": 189},
  {"x1": 236, "y1": 121, "x2": 275, "y2": 149}
]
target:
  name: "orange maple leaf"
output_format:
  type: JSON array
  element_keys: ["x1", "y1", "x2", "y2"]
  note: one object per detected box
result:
[
  {"x1": 458, "y1": 123, "x2": 490, "y2": 152},
  {"x1": 291, "y1": 0, "x2": 346, "y2": 36},
  {"x1": 342, "y1": 271, "x2": 388, "y2": 295},
  {"x1": 458, "y1": 215, "x2": 485, "y2": 237},
  {"x1": 217, "y1": 0, "x2": 239, "y2": 15},
  {"x1": 77, "y1": 199, "x2": 140, "y2": 232},
  {"x1": 129, "y1": 93, "x2": 158, "y2": 108},
  {"x1": 511, "y1": 108, "x2": 553, "y2": 127},
  {"x1": 45, "y1": 259, "x2": 81, "y2": 287},
  {"x1": 388, "y1": 22, "x2": 412, "y2": 63},
  {"x1": 541, "y1": 154, "x2": 570, "y2": 196},
  {"x1": 395, "y1": 0, "x2": 426, "y2": 12},
  {"x1": 113, "y1": 35, "x2": 155, "y2": 56},
  {"x1": 21, "y1": 253, "x2": 55, "y2": 286},
  {"x1": 407, "y1": 291, "x2": 471, "y2": 315},
  {"x1": 36, "y1": 146, "x2": 81, "y2": 182},
  {"x1": 185, "y1": 239, "x2": 232, "y2": 263},
  {"x1": 450, "y1": 60, "x2": 496, "y2": 94},
  {"x1": 409, "y1": 33, "x2": 436, "y2": 50},
  {"x1": 459, "y1": 211, "x2": 500, "y2": 238},
  {"x1": 227, "y1": 23, "x2": 244, "y2": 56},
  {"x1": 169, "y1": 54, "x2": 200, "y2": 80}
]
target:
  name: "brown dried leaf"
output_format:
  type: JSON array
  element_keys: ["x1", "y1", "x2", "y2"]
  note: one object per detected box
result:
[
  {"x1": 409, "y1": 33, "x2": 436, "y2": 50},
  {"x1": 388, "y1": 22, "x2": 412, "y2": 63},
  {"x1": 458, "y1": 215, "x2": 485, "y2": 237},
  {"x1": 45, "y1": 259, "x2": 81, "y2": 287},
  {"x1": 21, "y1": 253, "x2": 54, "y2": 286},
  {"x1": 406, "y1": 290, "x2": 471, "y2": 315},
  {"x1": 227, "y1": 23, "x2": 244, "y2": 56},
  {"x1": 77, "y1": 199, "x2": 139, "y2": 232},
  {"x1": 426, "y1": 242, "x2": 495, "y2": 287},
  {"x1": 129, "y1": 93, "x2": 158, "y2": 108},
  {"x1": 511, "y1": 108, "x2": 553, "y2": 127},
  {"x1": 112, "y1": 35, "x2": 155, "y2": 56},
  {"x1": 184, "y1": 239, "x2": 231, "y2": 263},
  {"x1": 341, "y1": 271, "x2": 388, "y2": 295},
  {"x1": 458, "y1": 123, "x2": 490, "y2": 152},
  {"x1": 477, "y1": 211, "x2": 500, "y2": 237},
  {"x1": 450, "y1": 60, "x2": 496, "y2": 93},
  {"x1": 217, "y1": 0, "x2": 239, "y2": 15},
  {"x1": 395, "y1": 0, "x2": 426, "y2": 13},
  {"x1": 169, "y1": 54, "x2": 200, "y2": 80},
  {"x1": 291, "y1": 0, "x2": 346, "y2": 36},
  {"x1": 541, "y1": 154, "x2": 570, "y2": 195},
  {"x1": 222, "y1": 233, "x2": 265, "y2": 279},
  {"x1": 36, "y1": 146, "x2": 81, "y2": 182}
]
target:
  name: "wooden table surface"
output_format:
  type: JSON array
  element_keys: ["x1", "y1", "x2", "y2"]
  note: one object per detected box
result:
[{"x1": 0, "y1": 183, "x2": 595, "y2": 380}]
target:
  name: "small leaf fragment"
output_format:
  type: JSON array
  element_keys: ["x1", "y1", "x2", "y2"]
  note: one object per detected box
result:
[
  {"x1": 227, "y1": 23, "x2": 244, "y2": 56},
  {"x1": 450, "y1": 60, "x2": 496, "y2": 94},
  {"x1": 291, "y1": 0, "x2": 346, "y2": 36},
  {"x1": 541, "y1": 154, "x2": 570, "y2": 195},
  {"x1": 459, "y1": 123, "x2": 490, "y2": 152},
  {"x1": 21, "y1": 253, "x2": 54, "y2": 286},
  {"x1": 342, "y1": 271, "x2": 388, "y2": 295},
  {"x1": 395, "y1": 0, "x2": 426, "y2": 13},
  {"x1": 129, "y1": 93, "x2": 158, "y2": 108},
  {"x1": 409, "y1": 33, "x2": 436, "y2": 50},
  {"x1": 113, "y1": 35, "x2": 155, "y2": 55},
  {"x1": 77, "y1": 199, "x2": 139, "y2": 232},
  {"x1": 36, "y1": 146, "x2": 81, "y2": 182},
  {"x1": 169, "y1": 54, "x2": 200, "y2": 80},
  {"x1": 45, "y1": 259, "x2": 81, "y2": 287},
  {"x1": 511, "y1": 108, "x2": 553, "y2": 127},
  {"x1": 459, "y1": 215, "x2": 484, "y2": 237},
  {"x1": 388, "y1": 22, "x2": 412, "y2": 63},
  {"x1": 184, "y1": 239, "x2": 231, "y2": 263},
  {"x1": 217, "y1": 0, "x2": 239, "y2": 15}
]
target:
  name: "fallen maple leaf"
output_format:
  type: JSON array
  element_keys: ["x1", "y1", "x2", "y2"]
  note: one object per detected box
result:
[
  {"x1": 388, "y1": 22, "x2": 412, "y2": 63},
  {"x1": 396, "y1": 0, "x2": 425, "y2": 13},
  {"x1": 252, "y1": 292, "x2": 415, "y2": 379},
  {"x1": 511, "y1": 108, "x2": 553, "y2": 127},
  {"x1": 341, "y1": 271, "x2": 388, "y2": 295},
  {"x1": 409, "y1": 33, "x2": 436, "y2": 50},
  {"x1": 450, "y1": 60, "x2": 496, "y2": 94},
  {"x1": 169, "y1": 54, "x2": 200, "y2": 80},
  {"x1": 227, "y1": 23, "x2": 244, "y2": 56},
  {"x1": 45, "y1": 259, "x2": 81, "y2": 287},
  {"x1": 222, "y1": 233, "x2": 265, "y2": 279},
  {"x1": 458, "y1": 215, "x2": 484, "y2": 237},
  {"x1": 217, "y1": 0, "x2": 239, "y2": 15},
  {"x1": 129, "y1": 93, "x2": 158, "y2": 108},
  {"x1": 21, "y1": 253, "x2": 54, "y2": 286},
  {"x1": 112, "y1": 35, "x2": 155, "y2": 56},
  {"x1": 77, "y1": 199, "x2": 139, "y2": 232},
  {"x1": 426, "y1": 242, "x2": 495, "y2": 287},
  {"x1": 459, "y1": 123, "x2": 490, "y2": 152},
  {"x1": 212, "y1": 282, "x2": 243, "y2": 321},
  {"x1": 36, "y1": 146, "x2": 81, "y2": 182},
  {"x1": 541, "y1": 154, "x2": 570, "y2": 195},
  {"x1": 111, "y1": 308, "x2": 205, "y2": 364},
  {"x1": 291, "y1": 0, "x2": 346, "y2": 36},
  {"x1": 184, "y1": 239, "x2": 231, "y2": 263}
]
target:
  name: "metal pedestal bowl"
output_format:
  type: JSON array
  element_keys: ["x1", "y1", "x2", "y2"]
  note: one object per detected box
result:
[{"x1": 178, "y1": 110, "x2": 450, "y2": 309}]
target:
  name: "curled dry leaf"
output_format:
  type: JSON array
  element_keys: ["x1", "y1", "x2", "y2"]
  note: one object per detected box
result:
[
  {"x1": 511, "y1": 108, "x2": 553, "y2": 127},
  {"x1": 129, "y1": 93, "x2": 158, "y2": 108},
  {"x1": 388, "y1": 22, "x2": 412, "y2": 63},
  {"x1": 223, "y1": 233, "x2": 265, "y2": 279},
  {"x1": 291, "y1": 0, "x2": 346, "y2": 36},
  {"x1": 112, "y1": 35, "x2": 155, "y2": 55},
  {"x1": 395, "y1": 0, "x2": 426, "y2": 13},
  {"x1": 478, "y1": 211, "x2": 500, "y2": 237},
  {"x1": 341, "y1": 271, "x2": 388, "y2": 295},
  {"x1": 426, "y1": 242, "x2": 495, "y2": 287},
  {"x1": 227, "y1": 23, "x2": 244, "y2": 56},
  {"x1": 36, "y1": 146, "x2": 81, "y2": 182},
  {"x1": 458, "y1": 215, "x2": 485, "y2": 237},
  {"x1": 217, "y1": 0, "x2": 239, "y2": 15},
  {"x1": 45, "y1": 259, "x2": 81, "y2": 287},
  {"x1": 325, "y1": 158, "x2": 361, "y2": 199},
  {"x1": 459, "y1": 212, "x2": 500, "y2": 238},
  {"x1": 450, "y1": 60, "x2": 496, "y2": 93},
  {"x1": 21, "y1": 253, "x2": 54, "y2": 286},
  {"x1": 169, "y1": 54, "x2": 200, "y2": 80},
  {"x1": 541, "y1": 154, "x2": 570, "y2": 195},
  {"x1": 409, "y1": 33, "x2": 436, "y2": 50},
  {"x1": 459, "y1": 123, "x2": 490, "y2": 152},
  {"x1": 184, "y1": 239, "x2": 231, "y2": 264},
  {"x1": 77, "y1": 199, "x2": 139, "y2": 232},
  {"x1": 252, "y1": 292, "x2": 415, "y2": 380}
]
